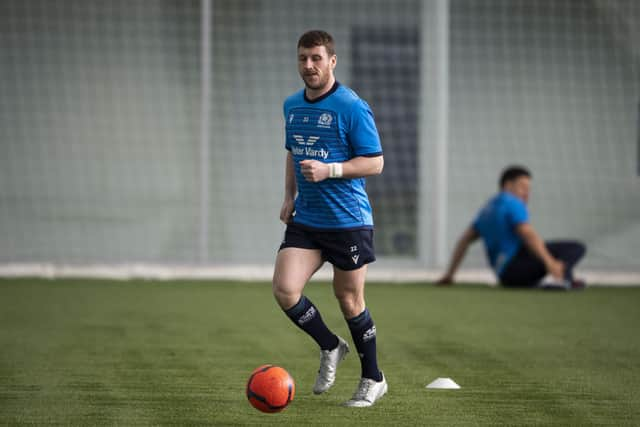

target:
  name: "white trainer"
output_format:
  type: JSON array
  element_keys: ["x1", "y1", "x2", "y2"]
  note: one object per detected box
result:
[
  {"x1": 343, "y1": 373, "x2": 388, "y2": 407},
  {"x1": 312, "y1": 336, "x2": 349, "y2": 394}
]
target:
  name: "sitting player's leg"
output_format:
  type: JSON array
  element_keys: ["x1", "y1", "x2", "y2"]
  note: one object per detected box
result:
[
  {"x1": 333, "y1": 265, "x2": 387, "y2": 407},
  {"x1": 499, "y1": 247, "x2": 547, "y2": 287},
  {"x1": 545, "y1": 240, "x2": 586, "y2": 282}
]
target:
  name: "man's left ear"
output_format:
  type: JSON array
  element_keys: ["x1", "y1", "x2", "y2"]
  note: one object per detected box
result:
[{"x1": 331, "y1": 55, "x2": 337, "y2": 69}]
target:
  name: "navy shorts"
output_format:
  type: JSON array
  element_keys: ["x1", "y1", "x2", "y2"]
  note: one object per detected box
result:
[{"x1": 279, "y1": 223, "x2": 376, "y2": 271}]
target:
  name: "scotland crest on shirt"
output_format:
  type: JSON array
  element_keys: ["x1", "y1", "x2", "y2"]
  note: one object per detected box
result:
[{"x1": 317, "y1": 112, "x2": 333, "y2": 128}]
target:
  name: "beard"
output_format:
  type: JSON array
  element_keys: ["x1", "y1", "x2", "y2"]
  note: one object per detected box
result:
[{"x1": 302, "y1": 72, "x2": 330, "y2": 90}]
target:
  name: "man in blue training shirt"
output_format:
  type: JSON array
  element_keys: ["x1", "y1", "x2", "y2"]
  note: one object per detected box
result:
[
  {"x1": 437, "y1": 166, "x2": 586, "y2": 289},
  {"x1": 272, "y1": 30, "x2": 387, "y2": 407}
]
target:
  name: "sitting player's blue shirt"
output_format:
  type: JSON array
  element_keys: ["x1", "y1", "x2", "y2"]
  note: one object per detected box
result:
[
  {"x1": 472, "y1": 191, "x2": 529, "y2": 275},
  {"x1": 283, "y1": 82, "x2": 382, "y2": 230}
]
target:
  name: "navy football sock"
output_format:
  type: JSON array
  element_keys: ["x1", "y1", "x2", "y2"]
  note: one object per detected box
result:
[
  {"x1": 284, "y1": 296, "x2": 338, "y2": 351},
  {"x1": 347, "y1": 308, "x2": 382, "y2": 382}
]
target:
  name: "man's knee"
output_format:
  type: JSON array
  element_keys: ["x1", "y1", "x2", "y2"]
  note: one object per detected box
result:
[
  {"x1": 333, "y1": 289, "x2": 363, "y2": 318},
  {"x1": 273, "y1": 267, "x2": 314, "y2": 310},
  {"x1": 332, "y1": 266, "x2": 367, "y2": 318},
  {"x1": 272, "y1": 248, "x2": 323, "y2": 309},
  {"x1": 570, "y1": 241, "x2": 587, "y2": 261},
  {"x1": 547, "y1": 240, "x2": 586, "y2": 262},
  {"x1": 272, "y1": 273, "x2": 303, "y2": 310}
]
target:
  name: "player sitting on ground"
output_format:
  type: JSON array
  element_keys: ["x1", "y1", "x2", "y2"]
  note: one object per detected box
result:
[{"x1": 437, "y1": 165, "x2": 586, "y2": 289}]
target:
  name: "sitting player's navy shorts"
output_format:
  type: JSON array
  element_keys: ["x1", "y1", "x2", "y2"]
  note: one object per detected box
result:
[{"x1": 279, "y1": 223, "x2": 376, "y2": 271}]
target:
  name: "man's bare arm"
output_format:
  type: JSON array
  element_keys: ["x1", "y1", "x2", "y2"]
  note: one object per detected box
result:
[
  {"x1": 299, "y1": 155, "x2": 383, "y2": 182},
  {"x1": 516, "y1": 223, "x2": 564, "y2": 280},
  {"x1": 436, "y1": 227, "x2": 479, "y2": 285},
  {"x1": 279, "y1": 152, "x2": 297, "y2": 223}
]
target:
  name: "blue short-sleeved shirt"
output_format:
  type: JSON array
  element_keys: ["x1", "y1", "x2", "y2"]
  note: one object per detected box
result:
[
  {"x1": 472, "y1": 191, "x2": 529, "y2": 275},
  {"x1": 283, "y1": 82, "x2": 383, "y2": 230}
]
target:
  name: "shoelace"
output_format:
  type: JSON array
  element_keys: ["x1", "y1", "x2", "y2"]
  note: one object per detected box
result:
[{"x1": 352, "y1": 378, "x2": 372, "y2": 400}]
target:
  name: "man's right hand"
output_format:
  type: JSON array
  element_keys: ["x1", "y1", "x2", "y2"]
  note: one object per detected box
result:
[
  {"x1": 546, "y1": 259, "x2": 565, "y2": 282},
  {"x1": 435, "y1": 274, "x2": 454, "y2": 286},
  {"x1": 279, "y1": 198, "x2": 295, "y2": 224}
]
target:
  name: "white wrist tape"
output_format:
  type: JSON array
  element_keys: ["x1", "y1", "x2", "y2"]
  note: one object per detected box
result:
[{"x1": 328, "y1": 163, "x2": 343, "y2": 178}]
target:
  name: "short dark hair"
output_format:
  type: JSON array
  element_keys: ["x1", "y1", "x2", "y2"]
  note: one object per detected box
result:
[
  {"x1": 297, "y1": 30, "x2": 335, "y2": 56},
  {"x1": 499, "y1": 165, "x2": 531, "y2": 188}
]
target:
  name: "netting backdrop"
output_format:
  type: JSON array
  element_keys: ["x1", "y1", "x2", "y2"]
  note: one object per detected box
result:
[
  {"x1": 1, "y1": 0, "x2": 202, "y2": 263},
  {"x1": 1, "y1": 0, "x2": 638, "y2": 272}
]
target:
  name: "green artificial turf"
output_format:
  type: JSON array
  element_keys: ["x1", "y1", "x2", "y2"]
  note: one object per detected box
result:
[{"x1": 1, "y1": 279, "x2": 639, "y2": 426}]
